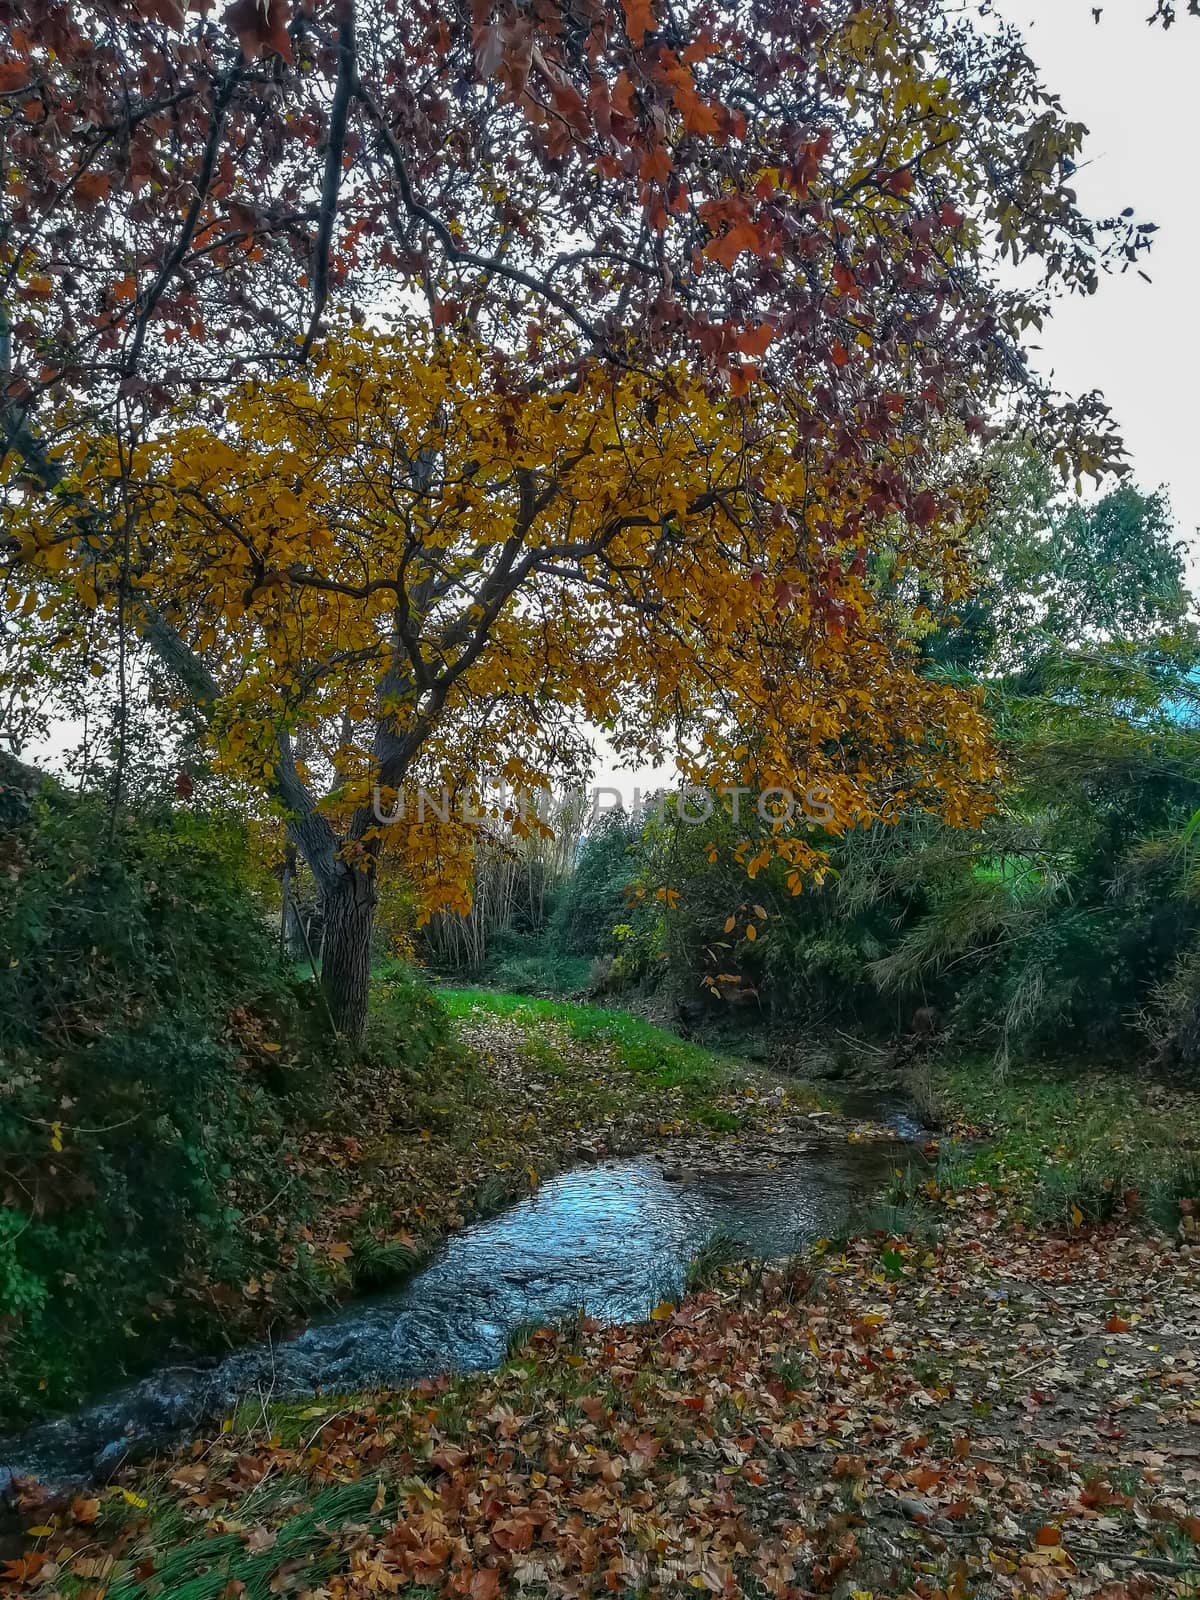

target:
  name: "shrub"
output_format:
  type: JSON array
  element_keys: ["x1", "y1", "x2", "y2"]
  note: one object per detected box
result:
[
  {"x1": 553, "y1": 812, "x2": 641, "y2": 957},
  {"x1": 0, "y1": 769, "x2": 329, "y2": 1426}
]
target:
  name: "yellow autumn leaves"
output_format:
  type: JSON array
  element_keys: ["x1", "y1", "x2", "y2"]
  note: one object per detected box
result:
[{"x1": 4, "y1": 321, "x2": 996, "y2": 919}]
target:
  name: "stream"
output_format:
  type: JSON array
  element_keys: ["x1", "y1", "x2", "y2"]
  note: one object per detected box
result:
[{"x1": 0, "y1": 1094, "x2": 923, "y2": 1489}]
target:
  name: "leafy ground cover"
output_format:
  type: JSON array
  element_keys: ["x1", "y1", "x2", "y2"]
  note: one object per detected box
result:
[
  {"x1": 4, "y1": 1069, "x2": 1198, "y2": 1598},
  {"x1": 896, "y1": 1063, "x2": 1200, "y2": 1232},
  {"x1": 4, "y1": 1173, "x2": 1198, "y2": 1598},
  {"x1": 433, "y1": 989, "x2": 808, "y2": 1135}
]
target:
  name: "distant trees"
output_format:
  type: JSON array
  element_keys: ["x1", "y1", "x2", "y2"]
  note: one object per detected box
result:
[
  {"x1": 533, "y1": 463, "x2": 1200, "y2": 1069},
  {"x1": 920, "y1": 448, "x2": 1190, "y2": 678}
]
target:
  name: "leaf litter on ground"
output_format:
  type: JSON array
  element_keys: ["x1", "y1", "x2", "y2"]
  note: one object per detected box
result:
[{"x1": 5, "y1": 1174, "x2": 1199, "y2": 1600}]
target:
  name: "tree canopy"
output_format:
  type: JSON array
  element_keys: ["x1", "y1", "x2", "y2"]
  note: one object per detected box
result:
[
  {"x1": 9, "y1": 325, "x2": 995, "y2": 913},
  {"x1": 920, "y1": 448, "x2": 1190, "y2": 678},
  {"x1": 0, "y1": 0, "x2": 1176, "y2": 1032},
  {"x1": 3, "y1": 0, "x2": 1143, "y2": 452}
]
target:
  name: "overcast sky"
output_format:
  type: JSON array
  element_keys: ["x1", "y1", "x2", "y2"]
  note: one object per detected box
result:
[{"x1": 992, "y1": 0, "x2": 1199, "y2": 580}]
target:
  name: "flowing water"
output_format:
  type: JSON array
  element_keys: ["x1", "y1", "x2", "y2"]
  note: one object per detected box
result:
[{"x1": 0, "y1": 1095, "x2": 922, "y2": 1489}]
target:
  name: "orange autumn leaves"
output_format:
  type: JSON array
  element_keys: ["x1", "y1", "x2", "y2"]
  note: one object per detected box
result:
[
  {"x1": 223, "y1": 0, "x2": 293, "y2": 62},
  {"x1": 621, "y1": 0, "x2": 657, "y2": 47},
  {"x1": 8, "y1": 1194, "x2": 1197, "y2": 1599}
]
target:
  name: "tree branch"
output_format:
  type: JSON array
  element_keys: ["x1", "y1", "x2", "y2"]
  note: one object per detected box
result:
[
  {"x1": 354, "y1": 79, "x2": 605, "y2": 349},
  {"x1": 125, "y1": 67, "x2": 241, "y2": 376},
  {"x1": 302, "y1": 0, "x2": 357, "y2": 357},
  {"x1": 0, "y1": 407, "x2": 220, "y2": 709}
]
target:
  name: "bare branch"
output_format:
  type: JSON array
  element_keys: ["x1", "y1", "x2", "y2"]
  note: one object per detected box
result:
[{"x1": 302, "y1": 1, "x2": 357, "y2": 357}]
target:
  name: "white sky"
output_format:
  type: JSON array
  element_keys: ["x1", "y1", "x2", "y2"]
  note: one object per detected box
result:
[{"x1": 992, "y1": 0, "x2": 1200, "y2": 580}]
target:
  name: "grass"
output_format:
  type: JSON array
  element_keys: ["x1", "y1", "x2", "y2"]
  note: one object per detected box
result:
[
  {"x1": 484, "y1": 948, "x2": 593, "y2": 999},
  {"x1": 436, "y1": 986, "x2": 813, "y2": 1129},
  {"x1": 98, "y1": 1476, "x2": 391, "y2": 1600},
  {"x1": 889, "y1": 1058, "x2": 1200, "y2": 1230},
  {"x1": 684, "y1": 1228, "x2": 753, "y2": 1291}
]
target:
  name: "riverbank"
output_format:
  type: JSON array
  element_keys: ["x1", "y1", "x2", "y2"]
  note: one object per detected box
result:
[
  {"x1": 300, "y1": 977, "x2": 838, "y2": 1278},
  {"x1": 909, "y1": 1058, "x2": 1200, "y2": 1230},
  {"x1": 0, "y1": 973, "x2": 830, "y2": 1434},
  {"x1": 5, "y1": 1182, "x2": 1197, "y2": 1597},
  {"x1": 4, "y1": 1067, "x2": 1198, "y2": 1597}
]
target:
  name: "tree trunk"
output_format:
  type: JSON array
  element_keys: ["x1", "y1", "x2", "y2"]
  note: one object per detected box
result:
[
  {"x1": 274, "y1": 659, "x2": 417, "y2": 1041},
  {"x1": 318, "y1": 864, "x2": 377, "y2": 1040}
]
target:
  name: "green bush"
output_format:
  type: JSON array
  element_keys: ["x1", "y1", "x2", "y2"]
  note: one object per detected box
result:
[
  {"x1": 371, "y1": 956, "x2": 462, "y2": 1043},
  {"x1": 0, "y1": 770, "x2": 330, "y2": 1427},
  {"x1": 591, "y1": 799, "x2": 898, "y2": 1027},
  {"x1": 552, "y1": 812, "x2": 641, "y2": 957},
  {"x1": 536, "y1": 640, "x2": 1200, "y2": 1068},
  {"x1": 487, "y1": 949, "x2": 591, "y2": 997}
]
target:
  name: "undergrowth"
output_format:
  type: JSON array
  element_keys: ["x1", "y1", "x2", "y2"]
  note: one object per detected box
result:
[
  {"x1": 0, "y1": 778, "x2": 475, "y2": 1432},
  {"x1": 888, "y1": 1059, "x2": 1200, "y2": 1231},
  {"x1": 0, "y1": 770, "x2": 340, "y2": 1428}
]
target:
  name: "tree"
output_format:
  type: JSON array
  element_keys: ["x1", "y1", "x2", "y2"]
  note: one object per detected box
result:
[
  {"x1": 0, "y1": 0, "x2": 1156, "y2": 415},
  {"x1": 7, "y1": 326, "x2": 997, "y2": 1034},
  {"x1": 2, "y1": 0, "x2": 1144, "y2": 540},
  {"x1": 0, "y1": 0, "x2": 1163, "y2": 1034},
  {"x1": 556, "y1": 809, "x2": 643, "y2": 960},
  {"x1": 920, "y1": 449, "x2": 1190, "y2": 678},
  {"x1": 865, "y1": 638, "x2": 1200, "y2": 1065}
]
